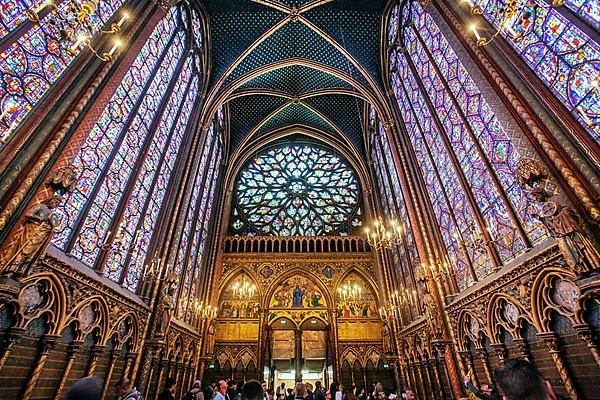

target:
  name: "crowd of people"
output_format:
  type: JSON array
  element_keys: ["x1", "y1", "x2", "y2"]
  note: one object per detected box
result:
[{"x1": 61, "y1": 358, "x2": 563, "y2": 400}]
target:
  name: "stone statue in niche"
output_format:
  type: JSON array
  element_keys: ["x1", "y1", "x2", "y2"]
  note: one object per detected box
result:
[
  {"x1": 515, "y1": 157, "x2": 600, "y2": 275},
  {"x1": 382, "y1": 323, "x2": 393, "y2": 354},
  {"x1": 156, "y1": 273, "x2": 178, "y2": 336},
  {"x1": 530, "y1": 186, "x2": 600, "y2": 274},
  {"x1": 0, "y1": 195, "x2": 63, "y2": 279}
]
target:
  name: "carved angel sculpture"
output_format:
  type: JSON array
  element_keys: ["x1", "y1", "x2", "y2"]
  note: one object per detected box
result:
[
  {"x1": 530, "y1": 187, "x2": 600, "y2": 274},
  {"x1": 0, "y1": 195, "x2": 63, "y2": 279}
]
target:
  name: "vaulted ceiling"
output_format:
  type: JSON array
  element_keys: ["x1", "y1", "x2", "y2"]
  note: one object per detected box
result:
[{"x1": 198, "y1": 0, "x2": 389, "y2": 161}]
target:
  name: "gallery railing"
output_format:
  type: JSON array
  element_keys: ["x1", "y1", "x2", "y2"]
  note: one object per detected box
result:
[{"x1": 223, "y1": 235, "x2": 371, "y2": 253}]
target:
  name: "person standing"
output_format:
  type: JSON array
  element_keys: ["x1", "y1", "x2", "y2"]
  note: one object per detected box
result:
[
  {"x1": 276, "y1": 383, "x2": 286, "y2": 400},
  {"x1": 216, "y1": 380, "x2": 229, "y2": 400},
  {"x1": 184, "y1": 380, "x2": 205, "y2": 400},
  {"x1": 494, "y1": 359, "x2": 563, "y2": 400},
  {"x1": 463, "y1": 375, "x2": 500, "y2": 400},
  {"x1": 158, "y1": 377, "x2": 176, "y2": 400},
  {"x1": 262, "y1": 381, "x2": 269, "y2": 400},
  {"x1": 295, "y1": 382, "x2": 307, "y2": 400},
  {"x1": 242, "y1": 380, "x2": 265, "y2": 400},
  {"x1": 116, "y1": 378, "x2": 144, "y2": 400},
  {"x1": 314, "y1": 381, "x2": 325, "y2": 400},
  {"x1": 65, "y1": 376, "x2": 102, "y2": 400}
]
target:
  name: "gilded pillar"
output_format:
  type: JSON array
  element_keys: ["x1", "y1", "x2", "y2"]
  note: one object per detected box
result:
[
  {"x1": 422, "y1": 358, "x2": 436, "y2": 399},
  {"x1": 489, "y1": 343, "x2": 507, "y2": 366},
  {"x1": 21, "y1": 334, "x2": 59, "y2": 400},
  {"x1": 154, "y1": 360, "x2": 168, "y2": 400},
  {"x1": 428, "y1": 357, "x2": 445, "y2": 399},
  {"x1": 458, "y1": 351, "x2": 478, "y2": 388},
  {"x1": 87, "y1": 345, "x2": 105, "y2": 376},
  {"x1": 0, "y1": 327, "x2": 25, "y2": 372},
  {"x1": 123, "y1": 352, "x2": 137, "y2": 379},
  {"x1": 513, "y1": 338, "x2": 531, "y2": 362},
  {"x1": 573, "y1": 324, "x2": 600, "y2": 368},
  {"x1": 431, "y1": 357, "x2": 446, "y2": 400},
  {"x1": 476, "y1": 347, "x2": 493, "y2": 384},
  {"x1": 294, "y1": 329, "x2": 303, "y2": 382},
  {"x1": 538, "y1": 332, "x2": 580, "y2": 399},
  {"x1": 54, "y1": 340, "x2": 83, "y2": 400},
  {"x1": 100, "y1": 350, "x2": 118, "y2": 400}
]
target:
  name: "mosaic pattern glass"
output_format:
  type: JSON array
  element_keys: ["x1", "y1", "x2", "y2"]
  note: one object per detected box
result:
[
  {"x1": 392, "y1": 50, "x2": 480, "y2": 288},
  {"x1": 413, "y1": 5, "x2": 546, "y2": 247},
  {"x1": 71, "y1": 32, "x2": 185, "y2": 266},
  {"x1": 191, "y1": 9, "x2": 203, "y2": 50},
  {"x1": 181, "y1": 139, "x2": 221, "y2": 316},
  {"x1": 53, "y1": 9, "x2": 180, "y2": 249},
  {"x1": 388, "y1": 3, "x2": 551, "y2": 288},
  {"x1": 0, "y1": 0, "x2": 126, "y2": 149},
  {"x1": 369, "y1": 114, "x2": 421, "y2": 280},
  {"x1": 174, "y1": 124, "x2": 215, "y2": 285},
  {"x1": 52, "y1": 7, "x2": 203, "y2": 290},
  {"x1": 476, "y1": 0, "x2": 600, "y2": 144},
  {"x1": 231, "y1": 143, "x2": 362, "y2": 236}
]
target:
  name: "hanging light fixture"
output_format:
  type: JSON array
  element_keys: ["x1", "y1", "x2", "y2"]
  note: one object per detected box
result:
[
  {"x1": 337, "y1": 282, "x2": 362, "y2": 302},
  {"x1": 363, "y1": 216, "x2": 403, "y2": 251},
  {"x1": 25, "y1": 0, "x2": 128, "y2": 61},
  {"x1": 461, "y1": 0, "x2": 563, "y2": 46},
  {"x1": 231, "y1": 276, "x2": 256, "y2": 300}
]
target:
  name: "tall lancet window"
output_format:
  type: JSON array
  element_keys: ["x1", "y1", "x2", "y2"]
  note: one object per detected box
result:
[
  {"x1": 388, "y1": 2, "x2": 547, "y2": 290},
  {"x1": 477, "y1": 0, "x2": 599, "y2": 146},
  {"x1": 52, "y1": 5, "x2": 204, "y2": 291},
  {"x1": 0, "y1": 0, "x2": 127, "y2": 149},
  {"x1": 174, "y1": 109, "x2": 223, "y2": 318},
  {"x1": 368, "y1": 106, "x2": 421, "y2": 289}
]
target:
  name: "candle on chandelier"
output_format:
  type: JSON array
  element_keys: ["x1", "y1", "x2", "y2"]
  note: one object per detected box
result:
[
  {"x1": 117, "y1": 12, "x2": 129, "y2": 27},
  {"x1": 107, "y1": 39, "x2": 122, "y2": 58},
  {"x1": 470, "y1": 23, "x2": 482, "y2": 41},
  {"x1": 36, "y1": 0, "x2": 55, "y2": 13}
]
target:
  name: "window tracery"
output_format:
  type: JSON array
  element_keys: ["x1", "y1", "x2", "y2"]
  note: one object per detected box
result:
[
  {"x1": 230, "y1": 142, "x2": 362, "y2": 237},
  {"x1": 52, "y1": 5, "x2": 209, "y2": 291},
  {"x1": 388, "y1": 2, "x2": 548, "y2": 289},
  {"x1": 477, "y1": 0, "x2": 600, "y2": 144},
  {"x1": 0, "y1": 0, "x2": 126, "y2": 148}
]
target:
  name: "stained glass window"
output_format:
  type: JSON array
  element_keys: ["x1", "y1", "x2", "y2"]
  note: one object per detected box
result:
[
  {"x1": 0, "y1": 0, "x2": 126, "y2": 149},
  {"x1": 476, "y1": 0, "x2": 600, "y2": 145},
  {"x1": 231, "y1": 142, "x2": 362, "y2": 237},
  {"x1": 369, "y1": 108, "x2": 421, "y2": 283},
  {"x1": 388, "y1": 2, "x2": 548, "y2": 289},
  {"x1": 174, "y1": 109, "x2": 223, "y2": 320},
  {"x1": 52, "y1": 6, "x2": 203, "y2": 291}
]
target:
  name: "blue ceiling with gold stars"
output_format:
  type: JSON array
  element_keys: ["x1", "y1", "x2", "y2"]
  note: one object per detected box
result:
[{"x1": 199, "y1": 0, "x2": 388, "y2": 158}]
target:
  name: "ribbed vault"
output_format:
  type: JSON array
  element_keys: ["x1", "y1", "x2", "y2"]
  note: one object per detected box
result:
[{"x1": 196, "y1": 0, "x2": 389, "y2": 158}]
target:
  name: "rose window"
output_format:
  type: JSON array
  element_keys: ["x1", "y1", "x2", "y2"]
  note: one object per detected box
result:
[{"x1": 230, "y1": 143, "x2": 363, "y2": 236}]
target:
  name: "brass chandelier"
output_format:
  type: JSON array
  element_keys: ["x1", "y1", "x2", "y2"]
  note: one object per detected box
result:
[
  {"x1": 462, "y1": 0, "x2": 564, "y2": 46},
  {"x1": 231, "y1": 276, "x2": 256, "y2": 300},
  {"x1": 364, "y1": 216, "x2": 403, "y2": 251},
  {"x1": 26, "y1": 0, "x2": 128, "y2": 61}
]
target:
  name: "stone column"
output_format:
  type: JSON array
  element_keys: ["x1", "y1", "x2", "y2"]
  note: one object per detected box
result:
[
  {"x1": 294, "y1": 329, "x2": 303, "y2": 382},
  {"x1": 87, "y1": 345, "x2": 105, "y2": 376},
  {"x1": 100, "y1": 350, "x2": 118, "y2": 400},
  {"x1": 573, "y1": 324, "x2": 600, "y2": 368},
  {"x1": 476, "y1": 347, "x2": 493, "y2": 384},
  {"x1": 538, "y1": 332, "x2": 580, "y2": 400},
  {"x1": 21, "y1": 334, "x2": 59, "y2": 400},
  {"x1": 54, "y1": 340, "x2": 83, "y2": 400},
  {"x1": 0, "y1": 327, "x2": 25, "y2": 372}
]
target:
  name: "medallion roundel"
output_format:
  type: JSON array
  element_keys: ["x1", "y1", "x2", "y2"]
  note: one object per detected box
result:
[{"x1": 230, "y1": 142, "x2": 363, "y2": 236}]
